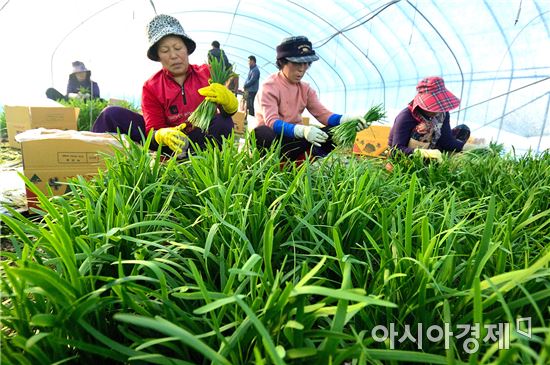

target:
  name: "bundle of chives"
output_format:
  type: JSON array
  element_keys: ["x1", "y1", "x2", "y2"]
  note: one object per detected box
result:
[
  {"x1": 188, "y1": 56, "x2": 234, "y2": 131},
  {"x1": 331, "y1": 104, "x2": 386, "y2": 148}
]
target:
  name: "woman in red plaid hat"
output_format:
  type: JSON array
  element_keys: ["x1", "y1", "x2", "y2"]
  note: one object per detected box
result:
[{"x1": 388, "y1": 76, "x2": 470, "y2": 161}]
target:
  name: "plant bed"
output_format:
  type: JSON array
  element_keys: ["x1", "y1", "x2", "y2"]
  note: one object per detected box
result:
[{"x1": 1, "y1": 135, "x2": 549, "y2": 364}]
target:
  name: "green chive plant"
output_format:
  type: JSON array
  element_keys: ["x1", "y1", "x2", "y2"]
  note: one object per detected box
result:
[
  {"x1": 0, "y1": 110, "x2": 7, "y2": 140},
  {"x1": 1, "y1": 134, "x2": 549, "y2": 364},
  {"x1": 188, "y1": 56, "x2": 234, "y2": 132},
  {"x1": 331, "y1": 104, "x2": 386, "y2": 148}
]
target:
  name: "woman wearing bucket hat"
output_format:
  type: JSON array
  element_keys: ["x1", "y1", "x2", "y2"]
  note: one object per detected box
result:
[
  {"x1": 92, "y1": 14, "x2": 237, "y2": 156},
  {"x1": 45, "y1": 61, "x2": 101, "y2": 101},
  {"x1": 67, "y1": 61, "x2": 101, "y2": 99},
  {"x1": 253, "y1": 36, "x2": 370, "y2": 162},
  {"x1": 388, "y1": 76, "x2": 470, "y2": 161}
]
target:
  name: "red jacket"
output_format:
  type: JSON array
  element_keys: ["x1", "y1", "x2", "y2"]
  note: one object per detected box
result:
[{"x1": 142, "y1": 64, "x2": 211, "y2": 133}]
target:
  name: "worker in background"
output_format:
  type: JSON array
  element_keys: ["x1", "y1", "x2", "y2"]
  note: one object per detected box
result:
[
  {"x1": 253, "y1": 36, "x2": 369, "y2": 162},
  {"x1": 208, "y1": 41, "x2": 238, "y2": 96},
  {"x1": 243, "y1": 55, "x2": 260, "y2": 116},
  {"x1": 46, "y1": 61, "x2": 101, "y2": 101},
  {"x1": 225, "y1": 65, "x2": 239, "y2": 96},
  {"x1": 92, "y1": 14, "x2": 237, "y2": 157},
  {"x1": 388, "y1": 76, "x2": 472, "y2": 161},
  {"x1": 208, "y1": 40, "x2": 230, "y2": 71}
]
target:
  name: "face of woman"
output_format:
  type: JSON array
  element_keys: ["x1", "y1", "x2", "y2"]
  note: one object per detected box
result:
[
  {"x1": 281, "y1": 61, "x2": 310, "y2": 84},
  {"x1": 74, "y1": 72, "x2": 87, "y2": 82},
  {"x1": 157, "y1": 35, "x2": 189, "y2": 78},
  {"x1": 418, "y1": 108, "x2": 439, "y2": 119}
]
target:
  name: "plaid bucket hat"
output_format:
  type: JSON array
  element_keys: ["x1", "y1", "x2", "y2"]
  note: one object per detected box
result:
[
  {"x1": 412, "y1": 76, "x2": 460, "y2": 113},
  {"x1": 146, "y1": 14, "x2": 196, "y2": 61},
  {"x1": 276, "y1": 36, "x2": 319, "y2": 63}
]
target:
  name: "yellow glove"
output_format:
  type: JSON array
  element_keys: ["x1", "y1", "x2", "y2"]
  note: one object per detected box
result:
[
  {"x1": 198, "y1": 83, "x2": 238, "y2": 114},
  {"x1": 175, "y1": 122, "x2": 188, "y2": 132},
  {"x1": 417, "y1": 148, "x2": 443, "y2": 162},
  {"x1": 154, "y1": 125, "x2": 187, "y2": 153}
]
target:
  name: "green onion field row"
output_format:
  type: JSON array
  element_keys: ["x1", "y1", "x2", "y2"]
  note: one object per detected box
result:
[{"x1": 1, "y1": 134, "x2": 549, "y2": 364}]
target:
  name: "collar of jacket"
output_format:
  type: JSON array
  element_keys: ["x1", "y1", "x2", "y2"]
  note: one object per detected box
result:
[{"x1": 161, "y1": 65, "x2": 193, "y2": 80}]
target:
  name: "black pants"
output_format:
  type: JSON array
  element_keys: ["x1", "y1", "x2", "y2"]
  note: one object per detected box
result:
[
  {"x1": 253, "y1": 125, "x2": 335, "y2": 161},
  {"x1": 246, "y1": 91, "x2": 257, "y2": 116}
]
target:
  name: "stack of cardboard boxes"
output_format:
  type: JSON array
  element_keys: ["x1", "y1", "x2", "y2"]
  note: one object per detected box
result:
[
  {"x1": 5, "y1": 103, "x2": 121, "y2": 209},
  {"x1": 6, "y1": 104, "x2": 80, "y2": 149}
]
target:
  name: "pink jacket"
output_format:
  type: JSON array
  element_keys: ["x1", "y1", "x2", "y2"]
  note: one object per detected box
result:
[{"x1": 255, "y1": 72, "x2": 333, "y2": 128}]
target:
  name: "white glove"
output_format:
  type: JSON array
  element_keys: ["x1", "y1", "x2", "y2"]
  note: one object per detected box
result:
[
  {"x1": 340, "y1": 114, "x2": 368, "y2": 131},
  {"x1": 294, "y1": 125, "x2": 328, "y2": 147},
  {"x1": 416, "y1": 148, "x2": 443, "y2": 162}
]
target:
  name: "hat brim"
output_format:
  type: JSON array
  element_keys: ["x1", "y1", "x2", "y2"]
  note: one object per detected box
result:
[
  {"x1": 413, "y1": 92, "x2": 460, "y2": 113},
  {"x1": 147, "y1": 34, "x2": 196, "y2": 61},
  {"x1": 71, "y1": 70, "x2": 91, "y2": 75},
  {"x1": 285, "y1": 54, "x2": 319, "y2": 63}
]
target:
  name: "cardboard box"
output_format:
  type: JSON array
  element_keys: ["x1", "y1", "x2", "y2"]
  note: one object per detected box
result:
[
  {"x1": 233, "y1": 111, "x2": 246, "y2": 134},
  {"x1": 353, "y1": 125, "x2": 391, "y2": 157},
  {"x1": 5, "y1": 105, "x2": 79, "y2": 148},
  {"x1": 15, "y1": 129, "x2": 122, "y2": 209}
]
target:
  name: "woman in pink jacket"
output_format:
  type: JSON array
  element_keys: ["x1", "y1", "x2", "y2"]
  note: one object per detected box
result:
[{"x1": 254, "y1": 36, "x2": 368, "y2": 161}]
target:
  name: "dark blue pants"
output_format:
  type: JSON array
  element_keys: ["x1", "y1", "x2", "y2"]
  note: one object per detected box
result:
[
  {"x1": 92, "y1": 106, "x2": 234, "y2": 153},
  {"x1": 45, "y1": 87, "x2": 67, "y2": 101}
]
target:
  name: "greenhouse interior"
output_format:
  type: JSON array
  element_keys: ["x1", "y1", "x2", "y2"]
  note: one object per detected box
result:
[{"x1": 1, "y1": 1, "x2": 549, "y2": 364}]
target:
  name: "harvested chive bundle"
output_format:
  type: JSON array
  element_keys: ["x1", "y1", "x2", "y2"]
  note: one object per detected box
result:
[
  {"x1": 188, "y1": 55, "x2": 234, "y2": 131},
  {"x1": 331, "y1": 104, "x2": 386, "y2": 148}
]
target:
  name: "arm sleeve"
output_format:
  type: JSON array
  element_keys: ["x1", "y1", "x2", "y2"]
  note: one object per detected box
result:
[
  {"x1": 304, "y1": 88, "x2": 333, "y2": 125},
  {"x1": 389, "y1": 111, "x2": 416, "y2": 155},
  {"x1": 142, "y1": 84, "x2": 168, "y2": 134},
  {"x1": 257, "y1": 85, "x2": 283, "y2": 129},
  {"x1": 273, "y1": 119, "x2": 296, "y2": 137},
  {"x1": 92, "y1": 82, "x2": 100, "y2": 98},
  {"x1": 436, "y1": 113, "x2": 465, "y2": 152},
  {"x1": 328, "y1": 114, "x2": 342, "y2": 127},
  {"x1": 243, "y1": 72, "x2": 252, "y2": 89},
  {"x1": 246, "y1": 68, "x2": 260, "y2": 89}
]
